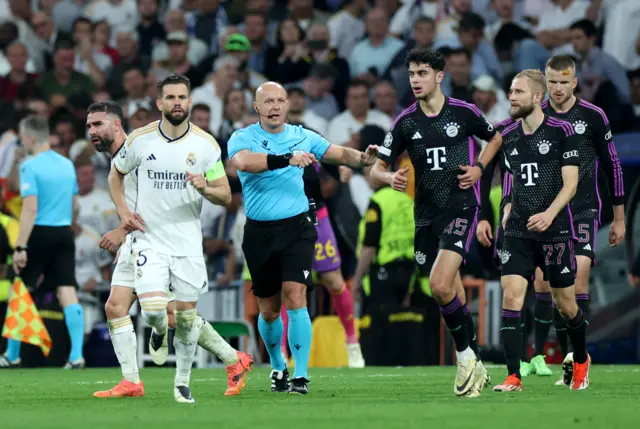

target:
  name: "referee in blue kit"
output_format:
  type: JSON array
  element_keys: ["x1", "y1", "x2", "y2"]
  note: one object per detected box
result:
[
  {"x1": 1, "y1": 115, "x2": 84, "y2": 369},
  {"x1": 229, "y1": 82, "x2": 379, "y2": 394}
]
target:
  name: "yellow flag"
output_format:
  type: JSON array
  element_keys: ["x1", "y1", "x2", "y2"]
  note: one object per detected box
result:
[{"x1": 2, "y1": 278, "x2": 52, "y2": 356}]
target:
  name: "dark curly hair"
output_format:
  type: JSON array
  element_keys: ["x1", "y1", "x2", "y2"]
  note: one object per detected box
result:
[
  {"x1": 157, "y1": 73, "x2": 191, "y2": 97},
  {"x1": 405, "y1": 48, "x2": 446, "y2": 71},
  {"x1": 87, "y1": 101, "x2": 125, "y2": 123}
]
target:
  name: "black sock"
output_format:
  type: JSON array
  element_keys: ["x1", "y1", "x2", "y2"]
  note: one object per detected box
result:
[
  {"x1": 534, "y1": 293, "x2": 553, "y2": 357},
  {"x1": 501, "y1": 309, "x2": 522, "y2": 378},
  {"x1": 576, "y1": 294, "x2": 590, "y2": 321},
  {"x1": 463, "y1": 305, "x2": 480, "y2": 358},
  {"x1": 520, "y1": 320, "x2": 529, "y2": 362},
  {"x1": 566, "y1": 308, "x2": 588, "y2": 364},
  {"x1": 439, "y1": 296, "x2": 469, "y2": 352},
  {"x1": 553, "y1": 303, "x2": 569, "y2": 357}
]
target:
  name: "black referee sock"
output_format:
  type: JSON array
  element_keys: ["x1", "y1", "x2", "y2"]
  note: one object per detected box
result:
[
  {"x1": 501, "y1": 309, "x2": 522, "y2": 378},
  {"x1": 439, "y1": 296, "x2": 469, "y2": 352},
  {"x1": 463, "y1": 305, "x2": 480, "y2": 358},
  {"x1": 566, "y1": 308, "x2": 588, "y2": 364},
  {"x1": 534, "y1": 293, "x2": 553, "y2": 357},
  {"x1": 553, "y1": 303, "x2": 569, "y2": 357}
]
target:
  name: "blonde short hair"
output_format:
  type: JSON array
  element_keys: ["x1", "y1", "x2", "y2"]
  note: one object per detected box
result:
[{"x1": 514, "y1": 69, "x2": 547, "y2": 97}]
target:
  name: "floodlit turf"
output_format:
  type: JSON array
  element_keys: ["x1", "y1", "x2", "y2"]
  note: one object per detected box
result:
[{"x1": 1, "y1": 365, "x2": 639, "y2": 429}]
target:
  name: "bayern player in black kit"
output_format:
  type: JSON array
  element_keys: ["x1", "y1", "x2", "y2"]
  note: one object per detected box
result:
[
  {"x1": 535, "y1": 56, "x2": 626, "y2": 386},
  {"x1": 370, "y1": 48, "x2": 503, "y2": 398},
  {"x1": 493, "y1": 69, "x2": 590, "y2": 392}
]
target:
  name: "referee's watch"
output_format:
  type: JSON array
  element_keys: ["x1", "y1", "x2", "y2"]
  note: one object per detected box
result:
[{"x1": 15, "y1": 246, "x2": 27, "y2": 252}]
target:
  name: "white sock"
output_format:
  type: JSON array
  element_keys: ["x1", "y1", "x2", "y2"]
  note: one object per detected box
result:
[
  {"x1": 139, "y1": 296, "x2": 169, "y2": 336},
  {"x1": 197, "y1": 317, "x2": 238, "y2": 366},
  {"x1": 174, "y1": 309, "x2": 200, "y2": 387},
  {"x1": 108, "y1": 316, "x2": 140, "y2": 384},
  {"x1": 456, "y1": 347, "x2": 476, "y2": 361}
]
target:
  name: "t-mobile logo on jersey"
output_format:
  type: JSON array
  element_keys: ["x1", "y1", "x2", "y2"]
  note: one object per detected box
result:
[
  {"x1": 426, "y1": 147, "x2": 446, "y2": 170},
  {"x1": 521, "y1": 163, "x2": 539, "y2": 186}
]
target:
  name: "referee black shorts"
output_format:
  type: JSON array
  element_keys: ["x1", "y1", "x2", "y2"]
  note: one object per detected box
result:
[
  {"x1": 242, "y1": 212, "x2": 317, "y2": 299},
  {"x1": 20, "y1": 226, "x2": 77, "y2": 290}
]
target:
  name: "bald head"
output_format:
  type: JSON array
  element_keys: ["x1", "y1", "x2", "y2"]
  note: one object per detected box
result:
[{"x1": 254, "y1": 82, "x2": 289, "y2": 131}]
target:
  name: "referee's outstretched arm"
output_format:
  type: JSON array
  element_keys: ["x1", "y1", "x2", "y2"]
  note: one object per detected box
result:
[{"x1": 320, "y1": 144, "x2": 380, "y2": 169}]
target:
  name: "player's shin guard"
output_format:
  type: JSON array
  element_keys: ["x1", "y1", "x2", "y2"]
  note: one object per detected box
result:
[
  {"x1": 565, "y1": 308, "x2": 587, "y2": 364},
  {"x1": 197, "y1": 317, "x2": 237, "y2": 366},
  {"x1": 501, "y1": 309, "x2": 522, "y2": 378},
  {"x1": 439, "y1": 296, "x2": 470, "y2": 352},
  {"x1": 331, "y1": 284, "x2": 358, "y2": 344},
  {"x1": 258, "y1": 314, "x2": 286, "y2": 371},
  {"x1": 463, "y1": 305, "x2": 479, "y2": 358},
  {"x1": 534, "y1": 293, "x2": 553, "y2": 356},
  {"x1": 108, "y1": 316, "x2": 139, "y2": 383},
  {"x1": 287, "y1": 307, "x2": 312, "y2": 380},
  {"x1": 63, "y1": 303, "x2": 85, "y2": 362},
  {"x1": 139, "y1": 296, "x2": 169, "y2": 336},
  {"x1": 553, "y1": 302, "x2": 569, "y2": 356},
  {"x1": 174, "y1": 309, "x2": 199, "y2": 387}
]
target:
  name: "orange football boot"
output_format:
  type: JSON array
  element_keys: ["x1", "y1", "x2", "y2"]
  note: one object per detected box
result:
[
  {"x1": 224, "y1": 351, "x2": 255, "y2": 396},
  {"x1": 493, "y1": 374, "x2": 523, "y2": 392},
  {"x1": 93, "y1": 380, "x2": 144, "y2": 398}
]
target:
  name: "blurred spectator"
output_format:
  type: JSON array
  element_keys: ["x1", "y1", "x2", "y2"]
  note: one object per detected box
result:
[
  {"x1": 93, "y1": 20, "x2": 119, "y2": 66},
  {"x1": 107, "y1": 30, "x2": 148, "y2": 99},
  {"x1": 373, "y1": 80, "x2": 402, "y2": 119},
  {"x1": 191, "y1": 55, "x2": 245, "y2": 137},
  {"x1": 0, "y1": 22, "x2": 37, "y2": 75},
  {"x1": 0, "y1": 41, "x2": 39, "y2": 101},
  {"x1": 191, "y1": 103, "x2": 213, "y2": 132},
  {"x1": 126, "y1": 100, "x2": 152, "y2": 132},
  {"x1": 26, "y1": 97, "x2": 49, "y2": 118},
  {"x1": 6, "y1": 0, "x2": 47, "y2": 72},
  {"x1": 348, "y1": 125, "x2": 384, "y2": 215},
  {"x1": 570, "y1": 19, "x2": 632, "y2": 106},
  {"x1": 629, "y1": 69, "x2": 640, "y2": 130},
  {"x1": 273, "y1": 18, "x2": 309, "y2": 84},
  {"x1": 153, "y1": 31, "x2": 205, "y2": 88},
  {"x1": 327, "y1": 79, "x2": 392, "y2": 146},
  {"x1": 327, "y1": 0, "x2": 366, "y2": 59},
  {"x1": 30, "y1": 11, "x2": 71, "y2": 69},
  {"x1": 75, "y1": 157, "x2": 118, "y2": 236},
  {"x1": 523, "y1": 0, "x2": 554, "y2": 26},
  {"x1": 602, "y1": 0, "x2": 640, "y2": 71},
  {"x1": 52, "y1": 113, "x2": 78, "y2": 149},
  {"x1": 36, "y1": 39, "x2": 95, "y2": 106},
  {"x1": 50, "y1": 0, "x2": 82, "y2": 33},
  {"x1": 349, "y1": 8, "x2": 404, "y2": 83},
  {"x1": 436, "y1": 0, "x2": 473, "y2": 41},
  {"x1": 85, "y1": 0, "x2": 139, "y2": 36},
  {"x1": 485, "y1": 0, "x2": 532, "y2": 42},
  {"x1": 136, "y1": 0, "x2": 166, "y2": 55},
  {"x1": 238, "y1": 0, "x2": 279, "y2": 46},
  {"x1": 193, "y1": 0, "x2": 230, "y2": 54},
  {"x1": 217, "y1": 89, "x2": 249, "y2": 149},
  {"x1": 441, "y1": 48, "x2": 473, "y2": 101},
  {"x1": 287, "y1": 0, "x2": 332, "y2": 32},
  {"x1": 389, "y1": 0, "x2": 440, "y2": 39},
  {"x1": 152, "y1": 9, "x2": 208, "y2": 66},
  {"x1": 71, "y1": 17, "x2": 111, "y2": 87},
  {"x1": 302, "y1": 63, "x2": 339, "y2": 121},
  {"x1": 224, "y1": 33, "x2": 267, "y2": 92},
  {"x1": 119, "y1": 64, "x2": 149, "y2": 106},
  {"x1": 470, "y1": 75, "x2": 509, "y2": 148},
  {"x1": 287, "y1": 86, "x2": 328, "y2": 136},
  {"x1": 242, "y1": 10, "x2": 279, "y2": 78}
]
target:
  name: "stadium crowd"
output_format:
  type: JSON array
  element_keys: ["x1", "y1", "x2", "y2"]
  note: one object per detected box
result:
[{"x1": 1, "y1": 0, "x2": 640, "y2": 366}]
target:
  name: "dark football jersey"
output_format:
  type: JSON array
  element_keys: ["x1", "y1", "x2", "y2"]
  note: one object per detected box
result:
[
  {"x1": 542, "y1": 98, "x2": 624, "y2": 221},
  {"x1": 501, "y1": 115, "x2": 581, "y2": 242},
  {"x1": 479, "y1": 118, "x2": 516, "y2": 224},
  {"x1": 377, "y1": 97, "x2": 497, "y2": 226}
]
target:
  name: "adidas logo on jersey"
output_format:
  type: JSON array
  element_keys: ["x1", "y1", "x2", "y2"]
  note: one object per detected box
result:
[
  {"x1": 510, "y1": 148, "x2": 519, "y2": 156},
  {"x1": 561, "y1": 267, "x2": 570, "y2": 274},
  {"x1": 147, "y1": 154, "x2": 157, "y2": 161},
  {"x1": 583, "y1": 243, "x2": 591, "y2": 251},
  {"x1": 412, "y1": 132, "x2": 422, "y2": 140},
  {"x1": 455, "y1": 241, "x2": 463, "y2": 249}
]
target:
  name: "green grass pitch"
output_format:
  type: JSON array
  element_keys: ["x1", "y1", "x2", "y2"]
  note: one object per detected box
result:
[{"x1": 1, "y1": 365, "x2": 639, "y2": 429}]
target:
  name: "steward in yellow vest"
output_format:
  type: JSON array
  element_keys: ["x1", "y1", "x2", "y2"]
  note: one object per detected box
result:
[{"x1": 0, "y1": 212, "x2": 19, "y2": 302}]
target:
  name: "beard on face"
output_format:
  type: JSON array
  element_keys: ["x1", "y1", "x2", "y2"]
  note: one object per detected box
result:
[
  {"x1": 164, "y1": 108, "x2": 189, "y2": 126},
  {"x1": 92, "y1": 135, "x2": 112, "y2": 152},
  {"x1": 509, "y1": 101, "x2": 534, "y2": 119}
]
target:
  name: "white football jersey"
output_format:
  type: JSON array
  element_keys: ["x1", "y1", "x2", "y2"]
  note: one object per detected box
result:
[
  {"x1": 77, "y1": 187, "x2": 119, "y2": 236},
  {"x1": 75, "y1": 224, "x2": 113, "y2": 287},
  {"x1": 113, "y1": 121, "x2": 224, "y2": 257},
  {"x1": 111, "y1": 144, "x2": 138, "y2": 214}
]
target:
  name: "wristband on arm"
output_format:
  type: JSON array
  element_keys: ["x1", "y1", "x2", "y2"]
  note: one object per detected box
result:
[{"x1": 267, "y1": 154, "x2": 292, "y2": 170}]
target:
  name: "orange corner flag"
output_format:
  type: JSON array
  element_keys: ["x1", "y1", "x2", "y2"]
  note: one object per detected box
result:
[{"x1": 2, "y1": 278, "x2": 52, "y2": 356}]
